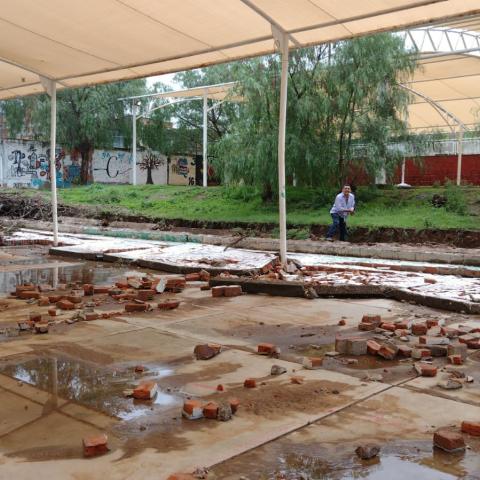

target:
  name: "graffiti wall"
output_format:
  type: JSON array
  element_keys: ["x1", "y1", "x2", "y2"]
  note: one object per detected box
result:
[
  {"x1": 168, "y1": 155, "x2": 196, "y2": 186},
  {"x1": 0, "y1": 141, "x2": 176, "y2": 188}
]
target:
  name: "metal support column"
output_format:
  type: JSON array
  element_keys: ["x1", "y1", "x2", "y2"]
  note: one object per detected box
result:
[
  {"x1": 401, "y1": 158, "x2": 406, "y2": 184},
  {"x1": 132, "y1": 101, "x2": 137, "y2": 186},
  {"x1": 274, "y1": 29, "x2": 289, "y2": 265},
  {"x1": 40, "y1": 76, "x2": 59, "y2": 247},
  {"x1": 203, "y1": 93, "x2": 208, "y2": 187},
  {"x1": 457, "y1": 127, "x2": 464, "y2": 186}
]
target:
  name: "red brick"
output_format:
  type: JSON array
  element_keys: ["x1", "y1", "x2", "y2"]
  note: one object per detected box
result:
[
  {"x1": 338, "y1": 319, "x2": 346, "y2": 326},
  {"x1": 461, "y1": 421, "x2": 480, "y2": 436},
  {"x1": 48, "y1": 295, "x2": 63, "y2": 304},
  {"x1": 66, "y1": 295, "x2": 83, "y2": 304},
  {"x1": 257, "y1": 343, "x2": 276, "y2": 355},
  {"x1": 448, "y1": 354, "x2": 463, "y2": 365},
  {"x1": 185, "y1": 273, "x2": 201, "y2": 282},
  {"x1": 83, "y1": 433, "x2": 109, "y2": 457},
  {"x1": 433, "y1": 429, "x2": 465, "y2": 452},
  {"x1": 229, "y1": 398, "x2": 240, "y2": 414},
  {"x1": 165, "y1": 278, "x2": 186, "y2": 291},
  {"x1": 15, "y1": 284, "x2": 36, "y2": 295},
  {"x1": 412, "y1": 348, "x2": 431, "y2": 359},
  {"x1": 157, "y1": 300, "x2": 180, "y2": 310},
  {"x1": 395, "y1": 320, "x2": 410, "y2": 330},
  {"x1": 358, "y1": 322, "x2": 376, "y2": 331},
  {"x1": 137, "y1": 289, "x2": 155, "y2": 301},
  {"x1": 37, "y1": 296, "x2": 50, "y2": 306},
  {"x1": 48, "y1": 307, "x2": 56, "y2": 316},
  {"x1": 424, "y1": 267, "x2": 438, "y2": 275},
  {"x1": 56, "y1": 299, "x2": 75, "y2": 310},
  {"x1": 397, "y1": 345, "x2": 412, "y2": 357},
  {"x1": 200, "y1": 285, "x2": 211, "y2": 291},
  {"x1": 367, "y1": 340, "x2": 381, "y2": 355},
  {"x1": 223, "y1": 285, "x2": 242, "y2": 297},
  {"x1": 194, "y1": 343, "x2": 221, "y2": 360},
  {"x1": 112, "y1": 293, "x2": 137, "y2": 301},
  {"x1": 362, "y1": 315, "x2": 382, "y2": 325},
  {"x1": 427, "y1": 319, "x2": 439, "y2": 328},
  {"x1": 244, "y1": 378, "x2": 256, "y2": 388},
  {"x1": 441, "y1": 327, "x2": 459, "y2": 338},
  {"x1": 199, "y1": 270, "x2": 210, "y2": 282},
  {"x1": 167, "y1": 474, "x2": 196, "y2": 480},
  {"x1": 115, "y1": 281, "x2": 129, "y2": 290},
  {"x1": 466, "y1": 339, "x2": 480, "y2": 349},
  {"x1": 380, "y1": 323, "x2": 396, "y2": 332},
  {"x1": 34, "y1": 322, "x2": 49, "y2": 334},
  {"x1": 93, "y1": 286, "x2": 111, "y2": 294},
  {"x1": 83, "y1": 284, "x2": 94, "y2": 296},
  {"x1": 132, "y1": 381, "x2": 158, "y2": 400},
  {"x1": 29, "y1": 312, "x2": 42, "y2": 323},
  {"x1": 303, "y1": 357, "x2": 323, "y2": 369},
  {"x1": 211, "y1": 286, "x2": 225, "y2": 297},
  {"x1": 203, "y1": 401, "x2": 219, "y2": 419},
  {"x1": 415, "y1": 363, "x2": 437, "y2": 377},
  {"x1": 378, "y1": 345, "x2": 397, "y2": 360},
  {"x1": 412, "y1": 323, "x2": 428, "y2": 335},
  {"x1": 182, "y1": 399, "x2": 203, "y2": 419},
  {"x1": 18, "y1": 290, "x2": 40, "y2": 299},
  {"x1": 125, "y1": 303, "x2": 148, "y2": 312},
  {"x1": 85, "y1": 313, "x2": 99, "y2": 321},
  {"x1": 134, "y1": 365, "x2": 145, "y2": 373},
  {"x1": 216, "y1": 384, "x2": 224, "y2": 391}
]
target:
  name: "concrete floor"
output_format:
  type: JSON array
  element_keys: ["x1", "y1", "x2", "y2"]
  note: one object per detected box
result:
[{"x1": 0, "y1": 245, "x2": 479, "y2": 479}]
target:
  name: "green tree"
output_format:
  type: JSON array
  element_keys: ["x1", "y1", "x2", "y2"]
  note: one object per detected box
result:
[
  {"x1": 211, "y1": 33, "x2": 418, "y2": 196},
  {"x1": 2, "y1": 80, "x2": 146, "y2": 184}
]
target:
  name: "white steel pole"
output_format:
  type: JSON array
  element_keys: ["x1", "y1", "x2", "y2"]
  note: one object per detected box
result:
[
  {"x1": 203, "y1": 93, "x2": 208, "y2": 187},
  {"x1": 50, "y1": 81, "x2": 59, "y2": 246},
  {"x1": 456, "y1": 127, "x2": 463, "y2": 186},
  {"x1": 401, "y1": 158, "x2": 406, "y2": 184},
  {"x1": 277, "y1": 32, "x2": 289, "y2": 265},
  {"x1": 132, "y1": 101, "x2": 137, "y2": 186}
]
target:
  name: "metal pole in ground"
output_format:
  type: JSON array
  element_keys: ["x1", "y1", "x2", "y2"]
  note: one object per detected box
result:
[
  {"x1": 401, "y1": 158, "x2": 406, "y2": 184},
  {"x1": 49, "y1": 81, "x2": 59, "y2": 246},
  {"x1": 132, "y1": 100, "x2": 137, "y2": 186},
  {"x1": 456, "y1": 127, "x2": 464, "y2": 186},
  {"x1": 203, "y1": 92, "x2": 208, "y2": 187},
  {"x1": 276, "y1": 31, "x2": 289, "y2": 265}
]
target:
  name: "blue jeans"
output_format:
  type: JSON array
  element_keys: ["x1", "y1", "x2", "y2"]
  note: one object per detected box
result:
[{"x1": 326, "y1": 213, "x2": 347, "y2": 241}]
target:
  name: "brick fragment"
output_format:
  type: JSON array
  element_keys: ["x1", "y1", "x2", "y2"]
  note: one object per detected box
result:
[
  {"x1": 412, "y1": 323, "x2": 428, "y2": 335},
  {"x1": 441, "y1": 327, "x2": 459, "y2": 338},
  {"x1": 200, "y1": 285, "x2": 211, "y2": 291},
  {"x1": 229, "y1": 398, "x2": 240, "y2": 414},
  {"x1": 358, "y1": 322, "x2": 376, "y2": 331},
  {"x1": 303, "y1": 357, "x2": 323, "y2": 369},
  {"x1": 346, "y1": 337, "x2": 367, "y2": 356},
  {"x1": 83, "y1": 284, "x2": 94, "y2": 296},
  {"x1": 367, "y1": 340, "x2": 381, "y2": 355},
  {"x1": 412, "y1": 348, "x2": 431, "y2": 359},
  {"x1": 395, "y1": 320, "x2": 410, "y2": 330},
  {"x1": 56, "y1": 299, "x2": 75, "y2": 310},
  {"x1": 378, "y1": 345, "x2": 397, "y2": 360},
  {"x1": 380, "y1": 323, "x2": 396, "y2": 332},
  {"x1": 428, "y1": 345, "x2": 448, "y2": 357},
  {"x1": 18, "y1": 290, "x2": 40, "y2": 299},
  {"x1": 132, "y1": 381, "x2": 158, "y2": 400},
  {"x1": 466, "y1": 339, "x2": 480, "y2": 349},
  {"x1": 448, "y1": 355, "x2": 463, "y2": 365},
  {"x1": 29, "y1": 312, "x2": 42, "y2": 323},
  {"x1": 165, "y1": 277, "x2": 186, "y2": 292},
  {"x1": 244, "y1": 378, "x2": 256, "y2": 388},
  {"x1": 85, "y1": 313, "x2": 99, "y2": 321},
  {"x1": 290, "y1": 376, "x2": 305, "y2": 385},
  {"x1": 15, "y1": 284, "x2": 36, "y2": 295},
  {"x1": 93, "y1": 286, "x2": 111, "y2": 294},
  {"x1": 397, "y1": 345, "x2": 412, "y2": 357},
  {"x1": 447, "y1": 343, "x2": 468, "y2": 360},
  {"x1": 48, "y1": 295, "x2": 63, "y2": 304},
  {"x1": 194, "y1": 344, "x2": 221, "y2": 360},
  {"x1": 203, "y1": 401, "x2": 219, "y2": 419},
  {"x1": 427, "y1": 319, "x2": 439, "y2": 328},
  {"x1": 182, "y1": 399, "x2": 203, "y2": 419},
  {"x1": 167, "y1": 474, "x2": 196, "y2": 480},
  {"x1": 415, "y1": 363, "x2": 437, "y2": 377},
  {"x1": 125, "y1": 302, "x2": 148, "y2": 312},
  {"x1": 211, "y1": 286, "x2": 226, "y2": 297},
  {"x1": 257, "y1": 343, "x2": 277, "y2": 355},
  {"x1": 223, "y1": 285, "x2": 242, "y2": 297},
  {"x1": 433, "y1": 429, "x2": 465, "y2": 452},
  {"x1": 34, "y1": 322, "x2": 49, "y2": 334},
  {"x1": 66, "y1": 295, "x2": 83, "y2": 304},
  {"x1": 37, "y1": 296, "x2": 50, "y2": 306},
  {"x1": 461, "y1": 421, "x2": 480, "y2": 436},
  {"x1": 199, "y1": 270, "x2": 210, "y2": 282},
  {"x1": 137, "y1": 289, "x2": 155, "y2": 301},
  {"x1": 83, "y1": 433, "x2": 109, "y2": 457},
  {"x1": 157, "y1": 300, "x2": 180, "y2": 310},
  {"x1": 362, "y1": 315, "x2": 381, "y2": 326},
  {"x1": 338, "y1": 319, "x2": 346, "y2": 326},
  {"x1": 48, "y1": 307, "x2": 56, "y2": 316},
  {"x1": 185, "y1": 273, "x2": 201, "y2": 282},
  {"x1": 419, "y1": 336, "x2": 449, "y2": 346}
]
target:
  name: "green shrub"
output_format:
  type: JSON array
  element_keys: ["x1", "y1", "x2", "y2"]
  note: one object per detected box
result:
[{"x1": 444, "y1": 182, "x2": 467, "y2": 215}]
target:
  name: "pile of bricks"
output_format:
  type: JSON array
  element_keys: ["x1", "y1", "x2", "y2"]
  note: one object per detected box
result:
[
  {"x1": 211, "y1": 285, "x2": 243, "y2": 298},
  {"x1": 182, "y1": 397, "x2": 240, "y2": 421}
]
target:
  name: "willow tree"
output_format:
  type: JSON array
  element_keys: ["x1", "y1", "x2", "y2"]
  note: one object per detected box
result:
[
  {"x1": 2, "y1": 80, "x2": 146, "y2": 184},
  {"x1": 211, "y1": 33, "x2": 417, "y2": 196}
]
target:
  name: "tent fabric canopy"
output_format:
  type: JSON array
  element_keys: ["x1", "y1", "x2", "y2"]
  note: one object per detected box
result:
[
  {"x1": 406, "y1": 53, "x2": 480, "y2": 131},
  {"x1": 1, "y1": 0, "x2": 480, "y2": 100}
]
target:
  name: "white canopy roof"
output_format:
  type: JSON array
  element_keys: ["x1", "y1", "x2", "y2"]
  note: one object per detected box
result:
[{"x1": 1, "y1": 0, "x2": 480, "y2": 100}]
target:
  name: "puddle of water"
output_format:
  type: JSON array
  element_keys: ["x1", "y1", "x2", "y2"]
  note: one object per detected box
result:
[
  {"x1": 0, "y1": 355, "x2": 182, "y2": 420},
  {"x1": 212, "y1": 440, "x2": 479, "y2": 479}
]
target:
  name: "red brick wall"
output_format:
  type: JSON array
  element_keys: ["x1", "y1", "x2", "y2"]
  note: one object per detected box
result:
[{"x1": 393, "y1": 155, "x2": 480, "y2": 186}]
